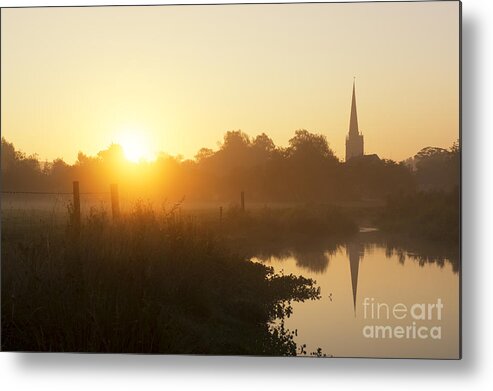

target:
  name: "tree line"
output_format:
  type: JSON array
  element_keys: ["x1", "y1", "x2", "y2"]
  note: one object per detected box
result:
[{"x1": 1, "y1": 130, "x2": 459, "y2": 203}]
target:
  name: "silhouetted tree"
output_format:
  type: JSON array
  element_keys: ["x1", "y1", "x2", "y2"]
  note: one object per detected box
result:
[
  {"x1": 414, "y1": 143, "x2": 459, "y2": 191},
  {"x1": 0, "y1": 134, "x2": 459, "y2": 204}
]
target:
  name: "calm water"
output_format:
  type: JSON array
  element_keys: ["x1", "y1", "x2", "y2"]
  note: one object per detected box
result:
[{"x1": 252, "y1": 231, "x2": 460, "y2": 359}]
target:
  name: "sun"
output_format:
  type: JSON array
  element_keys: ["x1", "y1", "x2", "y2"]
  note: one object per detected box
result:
[{"x1": 118, "y1": 132, "x2": 155, "y2": 163}]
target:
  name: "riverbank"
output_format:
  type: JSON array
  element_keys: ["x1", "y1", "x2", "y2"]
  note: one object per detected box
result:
[{"x1": 1, "y1": 204, "x2": 320, "y2": 355}]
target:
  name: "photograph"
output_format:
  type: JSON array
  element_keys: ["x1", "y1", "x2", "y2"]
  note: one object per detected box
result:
[{"x1": 1, "y1": 1, "x2": 460, "y2": 359}]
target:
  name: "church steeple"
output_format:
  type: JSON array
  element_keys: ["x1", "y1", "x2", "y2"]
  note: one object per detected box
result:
[
  {"x1": 349, "y1": 78, "x2": 359, "y2": 136},
  {"x1": 345, "y1": 78, "x2": 364, "y2": 161}
]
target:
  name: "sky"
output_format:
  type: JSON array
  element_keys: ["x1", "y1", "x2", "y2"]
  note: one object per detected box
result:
[{"x1": 1, "y1": 1, "x2": 460, "y2": 163}]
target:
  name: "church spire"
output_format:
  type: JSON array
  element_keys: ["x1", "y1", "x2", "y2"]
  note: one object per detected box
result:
[
  {"x1": 349, "y1": 78, "x2": 359, "y2": 136},
  {"x1": 345, "y1": 78, "x2": 364, "y2": 161}
]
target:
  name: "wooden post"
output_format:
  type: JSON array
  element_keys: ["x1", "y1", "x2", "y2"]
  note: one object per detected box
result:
[
  {"x1": 72, "y1": 181, "x2": 81, "y2": 233},
  {"x1": 110, "y1": 184, "x2": 120, "y2": 221},
  {"x1": 241, "y1": 191, "x2": 245, "y2": 212},
  {"x1": 219, "y1": 206, "x2": 223, "y2": 223}
]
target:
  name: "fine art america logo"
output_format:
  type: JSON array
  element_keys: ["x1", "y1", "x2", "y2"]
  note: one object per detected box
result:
[{"x1": 362, "y1": 297, "x2": 443, "y2": 340}]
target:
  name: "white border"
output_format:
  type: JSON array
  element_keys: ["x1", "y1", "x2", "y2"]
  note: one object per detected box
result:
[{"x1": 1, "y1": 1, "x2": 492, "y2": 390}]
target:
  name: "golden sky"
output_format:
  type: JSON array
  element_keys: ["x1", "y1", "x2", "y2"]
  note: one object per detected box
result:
[{"x1": 1, "y1": 2, "x2": 459, "y2": 163}]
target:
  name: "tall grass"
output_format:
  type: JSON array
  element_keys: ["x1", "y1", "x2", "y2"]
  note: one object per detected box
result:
[{"x1": 1, "y1": 202, "x2": 320, "y2": 355}]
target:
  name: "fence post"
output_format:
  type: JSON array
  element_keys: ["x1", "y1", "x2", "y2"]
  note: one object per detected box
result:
[
  {"x1": 72, "y1": 181, "x2": 81, "y2": 233},
  {"x1": 241, "y1": 191, "x2": 245, "y2": 212},
  {"x1": 110, "y1": 184, "x2": 120, "y2": 221}
]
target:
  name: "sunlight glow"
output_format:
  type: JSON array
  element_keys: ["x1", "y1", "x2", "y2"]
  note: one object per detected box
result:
[{"x1": 118, "y1": 131, "x2": 156, "y2": 163}]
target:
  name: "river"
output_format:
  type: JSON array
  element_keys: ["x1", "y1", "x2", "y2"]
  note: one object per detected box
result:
[{"x1": 252, "y1": 229, "x2": 460, "y2": 358}]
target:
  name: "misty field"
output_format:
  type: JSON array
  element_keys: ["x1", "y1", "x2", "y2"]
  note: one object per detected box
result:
[{"x1": 2, "y1": 201, "x2": 337, "y2": 355}]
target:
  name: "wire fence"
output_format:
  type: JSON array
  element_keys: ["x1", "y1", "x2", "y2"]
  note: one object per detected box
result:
[
  {"x1": 1, "y1": 188, "x2": 114, "y2": 233},
  {"x1": 1, "y1": 190, "x2": 108, "y2": 195},
  {"x1": 1, "y1": 185, "x2": 243, "y2": 234}
]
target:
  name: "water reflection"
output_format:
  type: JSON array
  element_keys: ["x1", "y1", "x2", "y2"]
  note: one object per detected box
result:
[
  {"x1": 252, "y1": 231, "x2": 459, "y2": 275},
  {"x1": 347, "y1": 242, "x2": 363, "y2": 314},
  {"x1": 251, "y1": 231, "x2": 460, "y2": 358}
]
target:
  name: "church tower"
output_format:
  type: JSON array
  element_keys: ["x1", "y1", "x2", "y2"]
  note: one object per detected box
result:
[{"x1": 345, "y1": 80, "x2": 364, "y2": 161}]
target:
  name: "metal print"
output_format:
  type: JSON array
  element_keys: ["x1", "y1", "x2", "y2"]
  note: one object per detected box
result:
[{"x1": 0, "y1": 1, "x2": 461, "y2": 358}]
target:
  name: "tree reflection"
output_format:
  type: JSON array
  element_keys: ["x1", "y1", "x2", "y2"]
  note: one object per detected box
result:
[{"x1": 251, "y1": 231, "x2": 459, "y2": 275}]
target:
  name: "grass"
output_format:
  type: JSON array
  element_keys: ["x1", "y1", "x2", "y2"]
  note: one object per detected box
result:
[
  {"x1": 1, "y1": 202, "x2": 321, "y2": 355},
  {"x1": 376, "y1": 189, "x2": 460, "y2": 244},
  {"x1": 217, "y1": 203, "x2": 357, "y2": 240}
]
